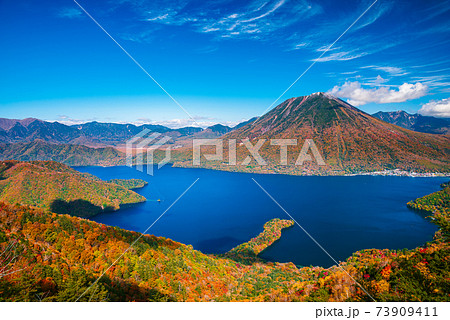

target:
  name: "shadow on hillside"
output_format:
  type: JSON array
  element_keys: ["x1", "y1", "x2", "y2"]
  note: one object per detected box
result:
[
  {"x1": 50, "y1": 199, "x2": 114, "y2": 218},
  {"x1": 107, "y1": 278, "x2": 175, "y2": 302}
]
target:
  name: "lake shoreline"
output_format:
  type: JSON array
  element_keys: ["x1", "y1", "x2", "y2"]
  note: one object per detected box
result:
[
  {"x1": 170, "y1": 162, "x2": 450, "y2": 178},
  {"x1": 222, "y1": 219, "x2": 295, "y2": 263},
  {"x1": 73, "y1": 162, "x2": 450, "y2": 178},
  {"x1": 76, "y1": 165, "x2": 444, "y2": 267}
]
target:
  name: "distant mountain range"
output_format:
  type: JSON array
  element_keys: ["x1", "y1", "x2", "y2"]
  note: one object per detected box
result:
[
  {"x1": 372, "y1": 111, "x2": 450, "y2": 135},
  {"x1": 0, "y1": 120, "x2": 254, "y2": 165},
  {"x1": 0, "y1": 140, "x2": 125, "y2": 166},
  {"x1": 1, "y1": 94, "x2": 449, "y2": 174},
  {"x1": 0, "y1": 110, "x2": 446, "y2": 148},
  {"x1": 0, "y1": 118, "x2": 252, "y2": 146},
  {"x1": 0, "y1": 117, "x2": 198, "y2": 145},
  {"x1": 178, "y1": 93, "x2": 450, "y2": 174}
]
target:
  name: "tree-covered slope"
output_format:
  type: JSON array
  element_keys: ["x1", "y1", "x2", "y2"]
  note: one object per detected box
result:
[
  {"x1": 107, "y1": 179, "x2": 148, "y2": 190},
  {"x1": 0, "y1": 160, "x2": 145, "y2": 217},
  {"x1": 0, "y1": 194, "x2": 448, "y2": 302},
  {"x1": 224, "y1": 219, "x2": 294, "y2": 262},
  {"x1": 408, "y1": 183, "x2": 450, "y2": 242},
  {"x1": 175, "y1": 93, "x2": 450, "y2": 175},
  {"x1": 0, "y1": 161, "x2": 448, "y2": 301},
  {"x1": 0, "y1": 140, "x2": 126, "y2": 166},
  {"x1": 0, "y1": 203, "x2": 311, "y2": 301}
]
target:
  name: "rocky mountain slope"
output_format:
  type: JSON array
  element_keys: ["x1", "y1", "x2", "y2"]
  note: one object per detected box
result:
[
  {"x1": 0, "y1": 118, "x2": 254, "y2": 146},
  {"x1": 373, "y1": 111, "x2": 450, "y2": 135},
  {"x1": 176, "y1": 93, "x2": 450, "y2": 174},
  {"x1": 0, "y1": 140, "x2": 125, "y2": 166},
  {"x1": 0, "y1": 118, "x2": 202, "y2": 146}
]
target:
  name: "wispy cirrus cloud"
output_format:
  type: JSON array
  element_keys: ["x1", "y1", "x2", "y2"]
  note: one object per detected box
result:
[
  {"x1": 116, "y1": 0, "x2": 322, "y2": 41},
  {"x1": 299, "y1": 0, "x2": 448, "y2": 65},
  {"x1": 328, "y1": 81, "x2": 428, "y2": 106},
  {"x1": 309, "y1": 32, "x2": 400, "y2": 63},
  {"x1": 63, "y1": 0, "x2": 449, "y2": 100},
  {"x1": 313, "y1": 50, "x2": 368, "y2": 62},
  {"x1": 409, "y1": 75, "x2": 450, "y2": 91},
  {"x1": 56, "y1": 7, "x2": 83, "y2": 19},
  {"x1": 69, "y1": 0, "x2": 448, "y2": 67},
  {"x1": 286, "y1": 0, "x2": 393, "y2": 61},
  {"x1": 291, "y1": 42, "x2": 309, "y2": 50},
  {"x1": 360, "y1": 65, "x2": 408, "y2": 76},
  {"x1": 416, "y1": 0, "x2": 450, "y2": 24}
]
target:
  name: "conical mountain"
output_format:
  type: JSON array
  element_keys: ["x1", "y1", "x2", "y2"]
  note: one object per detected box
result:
[{"x1": 222, "y1": 92, "x2": 450, "y2": 174}]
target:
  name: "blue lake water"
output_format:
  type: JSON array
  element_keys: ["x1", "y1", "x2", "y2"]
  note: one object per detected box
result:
[{"x1": 75, "y1": 165, "x2": 446, "y2": 267}]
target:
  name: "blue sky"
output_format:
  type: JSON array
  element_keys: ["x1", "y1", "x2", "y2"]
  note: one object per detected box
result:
[{"x1": 1, "y1": 0, "x2": 449, "y2": 127}]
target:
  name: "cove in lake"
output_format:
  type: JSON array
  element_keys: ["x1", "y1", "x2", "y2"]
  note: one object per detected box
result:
[{"x1": 75, "y1": 165, "x2": 446, "y2": 267}]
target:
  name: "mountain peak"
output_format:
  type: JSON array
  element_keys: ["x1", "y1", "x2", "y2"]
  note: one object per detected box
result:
[
  {"x1": 227, "y1": 93, "x2": 367, "y2": 138},
  {"x1": 308, "y1": 92, "x2": 335, "y2": 99},
  {"x1": 224, "y1": 94, "x2": 450, "y2": 173}
]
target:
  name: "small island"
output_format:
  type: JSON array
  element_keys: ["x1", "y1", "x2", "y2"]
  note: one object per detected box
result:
[
  {"x1": 107, "y1": 178, "x2": 148, "y2": 190},
  {"x1": 224, "y1": 218, "x2": 294, "y2": 261}
]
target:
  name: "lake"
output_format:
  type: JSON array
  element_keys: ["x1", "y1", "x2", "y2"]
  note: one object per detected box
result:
[{"x1": 75, "y1": 165, "x2": 446, "y2": 267}]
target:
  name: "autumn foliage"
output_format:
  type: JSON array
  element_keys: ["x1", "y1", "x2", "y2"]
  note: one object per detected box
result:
[
  {"x1": 224, "y1": 219, "x2": 294, "y2": 263},
  {"x1": 0, "y1": 162, "x2": 448, "y2": 301},
  {"x1": 0, "y1": 161, "x2": 146, "y2": 217}
]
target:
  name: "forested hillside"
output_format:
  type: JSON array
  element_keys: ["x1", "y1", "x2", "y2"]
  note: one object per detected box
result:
[
  {"x1": 0, "y1": 161, "x2": 145, "y2": 217},
  {"x1": 0, "y1": 140, "x2": 125, "y2": 166},
  {"x1": 107, "y1": 179, "x2": 148, "y2": 190},
  {"x1": 0, "y1": 182, "x2": 448, "y2": 301},
  {"x1": 175, "y1": 93, "x2": 450, "y2": 175},
  {"x1": 408, "y1": 183, "x2": 450, "y2": 242}
]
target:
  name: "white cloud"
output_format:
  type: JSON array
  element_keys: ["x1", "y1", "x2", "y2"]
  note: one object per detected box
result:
[
  {"x1": 315, "y1": 45, "x2": 339, "y2": 52},
  {"x1": 130, "y1": 0, "x2": 321, "y2": 40},
  {"x1": 120, "y1": 30, "x2": 156, "y2": 43},
  {"x1": 361, "y1": 65, "x2": 408, "y2": 76},
  {"x1": 340, "y1": 71, "x2": 358, "y2": 75},
  {"x1": 54, "y1": 115, "x2": 96, "y2": 125},
  {"x1": 364, "y1": 75, "x2": 388, "y2": 86},
  {"x1": 146, "y1": 14, "x2": 170, "y2": 21},
  {"x1": 313, "y1": 51, "x2": 368, "y2": 62},
  {"x1": 240, "y1": 0, "x2": 286, "y2": 23},
  {"x1": 418, "y1": 98, "x2": 450, "y2": 118},
  {"x1": 291, "y1": 42, "x2": 309, "y2": 50},
  {"x1": 195, "y1": 0, "x2": 307, "y2": 38},
  {"x1": 328, "y1": 81, "x2": 429, "y2": 106},
  {"x1": 150, "y1": 118, "x2": 239, "y2": 129},
  {"x1": 202, "y1": 27, "x2": 220, "y2": 33},
  {"x1": 56, "y1": 7, "x2": 83, "y2": 19},
  {"x1": 52, "y1": 115, "x2": 239, "y2": 129},
  {"x1": 409, "y1": 75, "x2": 450, "y2": 90}
]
